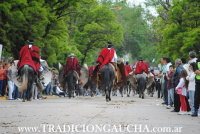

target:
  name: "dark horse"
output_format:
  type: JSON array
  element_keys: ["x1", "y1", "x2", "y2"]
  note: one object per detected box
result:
[
  {"x1": 99, "y1": 64, "x2": 115, "y2": 102},
  {"x1": 136, "y1": 74, "x2": 146, "y2": 99},
  {"x1": 65, "y1": 70, "x2": 79, "y2": 98},
  {"x1": 19, "y1": 65, "x2": 36, "y2": 101}
]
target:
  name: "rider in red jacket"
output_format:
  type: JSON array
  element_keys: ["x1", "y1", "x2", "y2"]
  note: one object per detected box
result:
[
  {"x1": 134, "y1": 58, "x2": 149, "y2": 74},
  {"x1": 96, "y1": 42, "x2": 117, "y2": 71},
  {"x1": 64, "y1": 53, "x2": 80, "y2": 75},
  {"x1": 17, "y1": 40, "x2": 40, "y2": 74},
  {"x1": 125, "y1": 61, "x2": 133, "y2": 77},
  {"x1": 89, "y1": 66, "x2": 95, "y2": 77}
]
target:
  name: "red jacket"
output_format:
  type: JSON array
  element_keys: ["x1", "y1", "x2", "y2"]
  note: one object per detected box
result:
[
  {"x1": 97, "y1": 48, "x2": 115, "y2": 71},
  {"x1": 30, "y1": 46, "x2": 40, "y2": 72},
  {"x1": 17, "y1": 45, "x2": 40, "y2": 73},
  {"x1": 89, "y1": 66, "x2": 95, "y2": 76},
  {"x1": 125, "y1": 65, "x2": 133, "y2": 77},
  {"x1": 64, "y1": 57, "x2": 80, "y2": 75},
  {"x1": 134, "y1": 61, "x2": 149, "y2": 74}
]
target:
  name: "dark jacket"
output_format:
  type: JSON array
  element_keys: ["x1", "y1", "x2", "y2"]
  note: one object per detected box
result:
[
  {"x1": 167, "y1": 72, "x2": 174, "y2": 89},
  {"x1": 173, "y1": 65, "x2": 184, "y2": 87}
]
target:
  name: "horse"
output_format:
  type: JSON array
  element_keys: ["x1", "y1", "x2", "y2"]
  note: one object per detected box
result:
[
  {"x1": 98, "y1": 64, "x2": 115, "y2": 102},
  {"x1": 19, "y1": 65, "x2": 36, "y2": 101},
  {"x1": 127, "y1": 73, "x2": 137, "y2": 96},
  {"x1": 65, "y1": 70, "x2": 79, "y2": 98},
  {"x1": 59, "y1": 64, "x2": 89, "y2": 98},
  {"x1": 135, "y1": 74, "x2": 147, "y2": 99},
  {"x1": 84, "y1": 75, "x2": 97, "y2": 97},
  {"x1": 146, "y1": 74, "x2": 155, "y2": 97}
]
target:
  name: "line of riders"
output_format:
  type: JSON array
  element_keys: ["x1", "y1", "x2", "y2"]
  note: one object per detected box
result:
[{"x1": 15, "y1": 40, "x2": 155, "y2": 102}]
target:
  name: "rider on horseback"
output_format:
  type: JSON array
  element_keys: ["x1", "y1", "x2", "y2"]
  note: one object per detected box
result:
[
  {"x1": 134, "y1": 58, "x2": 149, "y2": 75},
  {"x1": 96, "y1": 42, "x2": 117, "y2": 71},
  {"x1": 125, "y1": 61, "x2": 133, "y2": 77},
  {"x1": 64, "y1": 53, "x2": 80, "y2": 79},
  {"x1": 134, "y1": 57, "x2": 150, "y2": 99},
  {"x1": 17, "y1": 40, "x2": 41, "y2": 75}
]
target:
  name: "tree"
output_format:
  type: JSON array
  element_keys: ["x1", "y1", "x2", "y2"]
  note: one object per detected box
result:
[
  {"x1": 100, "y1": 0, "x2": 159, "y2": 63},
  {"x1": 148, "y1": 0, "x2": 200, "y2": 59},
  {"x1": 0, "y1": 0, "x2": 123, "y2": 66}
]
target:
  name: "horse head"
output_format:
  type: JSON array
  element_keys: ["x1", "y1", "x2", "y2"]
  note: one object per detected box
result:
[{"x1": 79, "y1": 64, "x2": 89, "y2": 88}]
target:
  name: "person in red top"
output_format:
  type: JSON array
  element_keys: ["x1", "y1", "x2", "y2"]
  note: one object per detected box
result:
[
  {"x1": 134, "y1": 58, "x2": 149, "y2": 74},
  {"x1": 89, "y1": 65, "x2": 96, "y2": 77},
  {"x1": 17, "y1": 40, "x2": 40, "y2": 74},
  {"x1": 64, "y1": 53, "x2": 80, "y2": 75},
  {"x1": 125, "y1": 61, "x2": 133, "y2": 77},
  {"x1": 0, "y1": 63, "x2": 7, "y2": 96},
  {"x1": 96, "y1": 42, "x2": 117, "y2": 71}
]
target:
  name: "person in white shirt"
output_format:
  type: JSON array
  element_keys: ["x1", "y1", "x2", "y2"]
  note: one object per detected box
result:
[
  {"x1": 188, "y1": 51, "x2": 197, "y2": 64},
  {"x1": 181, "y1": 58, "x2": 190, "y2": 75},
  {"x1": 165, "y1": 58, "x2": 172, "y2": 75},
  {"x1": 186, "y1": 63, "x2": 197, "y2": 114},
  {"x1": 175, "y1": 70, "x2": 188, "y2": 115}
]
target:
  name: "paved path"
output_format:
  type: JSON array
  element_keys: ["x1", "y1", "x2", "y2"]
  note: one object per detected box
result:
[{"x1": 0, "y1": 94, "x2": 200, "y2": 134}]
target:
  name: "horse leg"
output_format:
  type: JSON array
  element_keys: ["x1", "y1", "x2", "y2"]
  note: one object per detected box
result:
[
  {"x1": 119, "y1": 87, "x2": 123, "y2": 97},
  {"x1": 105, "y1": 88, "x2": 109, "y2": 102},
  {"x1": 138, "y1": 82, "x2": 141, "y2": 98},
  {"x1": 127, "y1": 84, "x2": 130, "y2": 97},
  {"x1": 22, "y1": 90, "x2": 26, "y2": 102},
  {"x1": 109, "y1": 87, "x2": 111, "y2": 101},
  {"x1": 141, "y1": 83, "x2": 145, "y2": 99}
]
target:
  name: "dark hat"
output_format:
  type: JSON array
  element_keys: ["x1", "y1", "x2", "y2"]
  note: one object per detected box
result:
[
  {"x1": 26, "y1": 40, "x2": 34, "y2": 44},
  {"x1": 189, "y1": 51, "x2": 196, "y2": 58},
  {"x1": 138, "y1": 57, "x2": 143, "y2": 61},
  {"x1": 107, "y1": 42, "x2": 113, "y2": 48}
]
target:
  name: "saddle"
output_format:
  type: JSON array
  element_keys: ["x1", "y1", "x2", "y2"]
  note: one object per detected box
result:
[
  {"x1": 110, "y1": 62, "x2": 127, "y2": 87},
  {"x1": 91, "y1": 62, "x2": 126, "y2": 88}
]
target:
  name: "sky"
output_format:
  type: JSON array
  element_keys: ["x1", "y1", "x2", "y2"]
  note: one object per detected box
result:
[
  {"x1": 127, "y1": 0, "x2": 158, "y2": 15},
  {"x1": 127, "y1": 0, "x2": 146, "y2": 5}
]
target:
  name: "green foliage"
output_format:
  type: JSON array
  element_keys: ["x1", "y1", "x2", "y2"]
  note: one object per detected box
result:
[
  {"x1": 149, "y1": 0, "x2": 200, "y2": 60},
  {"x1": 0, "y1": 0, "x2": 123, "y2": 66},
  {"x1": 100, "y1": 0, "x2": 159, "y2": 63}
]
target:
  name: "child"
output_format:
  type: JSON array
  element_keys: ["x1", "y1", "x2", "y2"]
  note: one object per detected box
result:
[
  {"x1": 186, "y1": 63, "x2": 196, "y2": 114},
  {"x1": 175, "y1": 70, "x2": 189, "y2": 115},
  {"x1": 166, "y1": 65, "x2": 175, "y2": 109}
]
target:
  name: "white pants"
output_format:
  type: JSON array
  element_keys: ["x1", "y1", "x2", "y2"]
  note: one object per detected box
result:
[{"x1": 8, "y1": 81, "x2": 15, "y2": 99}]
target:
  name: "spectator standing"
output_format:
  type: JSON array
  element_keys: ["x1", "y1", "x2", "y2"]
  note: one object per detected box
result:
[
  {"x1": 164, "y1": 58, "x2": 172, "y2": 105},
  {"x1": 181, "y1": 58, "x2": 190, "y2": 75},
  {"x1": 186, "y1": 63, "x2": 196, "y2": 114},
  {"x1": 175, "y1": 70, "x2": 188, "y2": 115},
  {"x1": 167, "y1": 65, "x2": 175, "y2": 109},
  {"x1": 188, "y1": 51, "x2": 197, "y2": 64},
  {"x1": 159, "y1": 57, "x2": 167, "y2": 105},
  {"x1": 192, "y1": 57, "x2": 200, "y2": 116},
  {"x1": 172, "y1": 59, "x2": 183, "y2": 112},
  {"x1": 0, "y1": 63, "x2": 5, "y2": 96},
  {"x1": 7, "y1": 62, "x2": 15, "y2": 100}
]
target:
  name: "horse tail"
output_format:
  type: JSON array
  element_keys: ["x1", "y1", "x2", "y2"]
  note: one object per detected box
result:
[
  {"x1": 19, "y1": 65, "x2": 28, "y2": 92},
  {"x1": 103, "y1": 66, "x2": 110, "y2": 89}
]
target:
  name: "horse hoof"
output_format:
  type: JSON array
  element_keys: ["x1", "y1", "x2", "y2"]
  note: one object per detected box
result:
[
  {"x1": 22, "y1": 100, "x2": 25, "y2": 102},
  {"x1": 106, "y1": 99, "x2": 109, "y2": 102},
  {"x1": 127, "y1": 95, "x2": 130, "y2": 97},
  {"x1": 142, "y1": 96, "x2": 144, "y2": 99}
]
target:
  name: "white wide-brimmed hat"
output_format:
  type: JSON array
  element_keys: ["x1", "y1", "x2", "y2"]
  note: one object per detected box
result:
[{"x1": 69, "y1": 53, "x2": 75, "y2": 57}]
